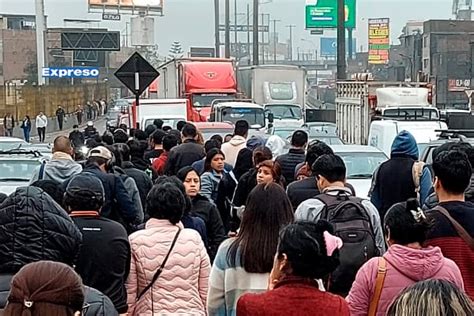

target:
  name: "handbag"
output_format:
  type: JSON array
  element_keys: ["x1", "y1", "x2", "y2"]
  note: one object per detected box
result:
[
  {"x1": 433, "y1": 206, "x2": 474, "y2": 251},
  {"x1": 135, "y1": 228, "x2": 182, "y2": 303}
]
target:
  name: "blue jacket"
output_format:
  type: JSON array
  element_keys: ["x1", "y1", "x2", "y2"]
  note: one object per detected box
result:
[{"x1": 200, "y1": 170, "x2": 224, "y2": 204}]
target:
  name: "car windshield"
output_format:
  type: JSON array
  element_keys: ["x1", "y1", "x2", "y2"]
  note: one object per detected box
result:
[
  {"x1": 265, "y1": 104, "x2": 302, "y2": 120},
  {"x1": 337, "y1": 152, "x2": 387, "y2": 179},
  {"x1": 0, "y1": 160, "x2": 41, "y2": 181},
  {"x1": 269, "y1": 83, "x2": 294, "y2": 100},
  {"x1": 193, "y1": 94, "x2": 235, "y2": 108},
  {"x1": 307, "y1": 124, "x2": 338, "y2": 135},
  {"x1": 273, "y1": 129, "x2": 296, "y2": 139},
  {"x1": 0, "y1": 140, "x2": 28, "y2": 151},
  {"x1": 222, "y1": 108, "x2": 265, "y2": 127}
]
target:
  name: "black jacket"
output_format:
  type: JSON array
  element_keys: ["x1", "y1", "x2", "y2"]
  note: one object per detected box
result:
[
  {"x1": 131, "y1": 155, "x2": 158, "y2": 180},
  {"x1": 72, "y1": 212, "x2": 130, "y2": 314},
  {"x1": 191, "y1": 194, "x2": 226, "y2": 261},
  {"x1": 63, "y1": 164, "x2": 139, "y2": 227},
  {"x1": 276, "y1": 148, "x2": 306, "y2": 184},
  {"x1": 69, "y1": 130, "x2": 85, "y2": 148},
  {"x1": 0, "y1": 186, "x2": 82, "y2": 274},
  {"x1": 165, "y1": 139, "x2": 205, "y2": 175},
  {"x1": 122, "y1": 161, "x2": 153, "y2": 210},
  {"x1": 216, "y1": 171, "x2": 238, "y2": 232},
  {"x1": 233, "y1": 168, "x2": 258, "y2": 207}
]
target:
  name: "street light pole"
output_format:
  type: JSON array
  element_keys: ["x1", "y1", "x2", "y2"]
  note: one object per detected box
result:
[
  {"x1": 271, "y1": 19, "x2": 281, "y2": 64},
  {"x1": 35, "y1": 0, "x2": 46, "y2": 85},
  {"x1": 253, "y1": 0, "x2": 259, "y2": 65},
  {"x1": 225, "y1": 0, "x2": 231, "y2": 58},
  {"x1": 234, "y1": 0, "x2": 238, "y2": 52},
  {"x1": 286, "y1": 24, "x2": 296, "y2": 61},
  {"x1": 336, "y1": 0, "x2": 346, "y2": 79},
  {"x1": 214, "y1": 0, "x2": 220, "y2": 57}
]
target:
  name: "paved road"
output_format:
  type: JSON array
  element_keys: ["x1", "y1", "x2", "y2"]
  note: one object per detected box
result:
[{"x1": 29, "y1": 118, "x2": 107, "y2": 144}]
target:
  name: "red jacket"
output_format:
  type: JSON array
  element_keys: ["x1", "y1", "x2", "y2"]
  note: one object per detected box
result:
[
  {"x1": 237, "y1": 277, "x2": 349, "y2": 316},
  {"x1": 152, "y1": 152, "x2": 168, "y2": 176}
]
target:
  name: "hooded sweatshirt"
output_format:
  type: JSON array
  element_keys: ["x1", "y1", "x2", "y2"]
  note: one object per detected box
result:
[
  {"x1": 370, "y1": 130, "x2": 432, "y2": 220},
  {"x1": 221, "y1": 136, "x2": 247, "y2": 167},
  {"x1": 346, "y1": 244, "x2": 464, "y2": 316},
  {"x1": 30, "y1": 152, "x2": 82, "y2": 184}
]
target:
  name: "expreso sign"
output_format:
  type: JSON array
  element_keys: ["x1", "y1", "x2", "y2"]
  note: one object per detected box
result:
[{"x1": 42, "y1": 67, "x2": 100, "y2": 78}]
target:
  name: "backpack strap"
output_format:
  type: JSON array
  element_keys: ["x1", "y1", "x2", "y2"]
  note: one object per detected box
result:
[
  {"x1": 315, "y1": 190, "x2": 350, "y2": 220},
  {"x1": 412, "y1": 161, "x2": 425, "y2": 200},
  {"x1": 433, "y1": 206, "x2": 474, "y2": 251},
  {"x1": 368, "y1": 257, "x2": 387, "y2": 316},
  {"x1": 38, "y1": 161, "x2": 47, "y2": 180}
]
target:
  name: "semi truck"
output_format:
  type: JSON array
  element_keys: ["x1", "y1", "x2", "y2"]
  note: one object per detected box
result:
[
  {"x1": 156, "y1": 58, "x2": 238, "y2": 122},
  {"x1": 336, "y1": 81, "x2": 447, "y2": 156},
  {"x1": 237, "y1": 65, "x2": 306, "y2": 127}
]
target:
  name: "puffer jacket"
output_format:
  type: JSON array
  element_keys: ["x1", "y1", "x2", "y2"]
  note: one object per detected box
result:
[
  {"x1": 126, "y1": 219, "x2": 210, "y2": 315},
  {"x1": 346, "y1": 244, "x2": 464, "y2": 316},
  {"x1": 275, "y1": 148, "x2": 306, "y2": 184},
  {"x1": 122, "y1": 161, "x2": 153, "y2": 210},
  {"x1": 0, "y1": 186, "x2": 82, "y2": 307}
]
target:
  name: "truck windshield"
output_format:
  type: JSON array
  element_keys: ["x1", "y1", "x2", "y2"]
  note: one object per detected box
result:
[
  {"x1": 222, "y1": 108, "x2": 266, "y2": 127},
  {"x1": 382, "y1": 108, "x2": 439, "y2": 121},
  {"x1": 269, "y1": 83, "x2": 294, "y2": 101},
  {"x1": 192, "y1": 94, "x2": 235, "y2": 108},
  {"x1": 265, "y1": 104, "x2": 302, "y2": 120}
]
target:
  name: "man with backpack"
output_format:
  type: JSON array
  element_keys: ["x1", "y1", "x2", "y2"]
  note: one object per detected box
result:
[
  {"x1": 295, "y1": 154, "x2": 385, "y2": 296},
  {"x1": 370, "y1": 130, "x2": 432, "y2": 222}
]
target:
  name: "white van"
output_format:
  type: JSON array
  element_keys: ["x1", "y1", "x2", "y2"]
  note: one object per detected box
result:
[{"x1": 368, "y1": 120, "x2": 447, "y2": 157}]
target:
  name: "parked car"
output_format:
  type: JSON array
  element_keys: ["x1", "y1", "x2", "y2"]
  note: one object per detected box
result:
[
  {"x1": 0, "y1": 137, "x2": 29, "y2": 151},
  {"x1": 331, "y1": 145, "x2": 388, "y2": 198},
  {"x1": 192, "y1": 122, "x2": 235, "y2": 141},
  {"x1": 0, "y1": 150, "x2": 45, "y2": 195}
]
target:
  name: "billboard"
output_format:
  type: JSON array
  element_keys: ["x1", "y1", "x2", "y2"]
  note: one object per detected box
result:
[
  {"x1": 320, "y1": 37, "x2": 357, "y2": 57},
  {"x1": 130, "y1": 16, "x2": 155, "y2": 46},
  {"x1": 88, "y1": 0, "x2": 163, "y2": 13},
  {"x1": 368, "y1": 18, "x2": 390, "y2": 65},
  {"x1": 448, "y1": 79, "x2": 471, "y2": 92},
  {"x1": 305, "y1": 0, "x2": 356, "y2": 29}
]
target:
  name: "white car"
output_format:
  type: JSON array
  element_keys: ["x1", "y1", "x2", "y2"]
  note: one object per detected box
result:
[
  {"x1": 331, "y1": 145, "x2": 388, "y2": 198},
  {"x1": 0, "y1": 137, "x2": 29, "y2": 151}
]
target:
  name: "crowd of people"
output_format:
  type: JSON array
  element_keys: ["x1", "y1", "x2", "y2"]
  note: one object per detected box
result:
[{"x1": 0, "y1": 117, "x2": 472, "y2": 315}]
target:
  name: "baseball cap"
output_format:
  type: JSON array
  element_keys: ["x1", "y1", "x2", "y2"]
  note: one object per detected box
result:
[
  {"x1": 87, "y1": 146, "x2": 112, "y2": 160},
  {"x1": 66, "y1": 174, "x2": 105, "y2": 200}
]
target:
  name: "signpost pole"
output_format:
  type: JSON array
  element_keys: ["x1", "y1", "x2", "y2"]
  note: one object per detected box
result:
[
  {"x1": 252, "y1": 0, "x2": 259, "y2": 65},
  {"x1": 225, "y1": 0, "x2": 231, "y2": 58},
  {"x1": 336, "y1": 0, "x2": 346, "y2": 79}
]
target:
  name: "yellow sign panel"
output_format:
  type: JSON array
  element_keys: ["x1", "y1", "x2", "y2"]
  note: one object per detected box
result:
[{"x1": 368, "y1": 18, "x2": 390, "y2": 65}]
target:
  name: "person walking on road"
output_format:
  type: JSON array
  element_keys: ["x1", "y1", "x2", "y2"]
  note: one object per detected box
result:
[
  {"x1": 56, "y1": 105, "x2": 66, "y2": 131},
  {"x1": 76, "y1": 104, "x2": 83, "y2": 125},
  {"x1": 35, "y1": 111, "x2": 48, "y2": 143},
  {"x1": 3, "y1": 113, "x2": 14, "y2": 137},
  {"x1": 20, "y1": 115, "x2": 31, "y2": 142}
]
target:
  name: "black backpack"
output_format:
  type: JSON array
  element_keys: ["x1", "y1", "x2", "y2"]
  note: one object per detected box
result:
[{"x1": 317, "y1": 191, "x2": 379, "y2": 296}]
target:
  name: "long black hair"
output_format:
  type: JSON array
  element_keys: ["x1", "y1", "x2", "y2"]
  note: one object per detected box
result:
[
  {"x1": 227, "y1": 183, "x2": 294, "y2": 273},
  {"x1": 204, "y1": 148, "x2": 225, "y2": 173}
]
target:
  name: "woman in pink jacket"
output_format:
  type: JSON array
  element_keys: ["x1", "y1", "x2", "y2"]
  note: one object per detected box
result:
[
  {"x1": 126, "y1": 182, "x2": 211, "y2": 315},
  {"x1": 346, "y1": 198, "x2": 464, "y2": 316}
]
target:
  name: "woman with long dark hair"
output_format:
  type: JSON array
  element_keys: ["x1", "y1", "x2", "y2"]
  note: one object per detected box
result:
[
  {"x1": 20, "y1": 115, "x2": 31, "y2": 142},
  {"x1": 200, "y1": 148, "x2": 226, "y2": 204},
  {"x1": 177, "y1": 166, "x2": 226, "y2": 261},
  {"x1": 207, "y1": 183, "x2": 294, "y2": 316}
]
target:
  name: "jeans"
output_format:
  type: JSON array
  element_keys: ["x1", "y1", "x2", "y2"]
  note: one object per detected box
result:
[
  {"x1": 37, "y1": 127, "x2": 46, "y2": 142},
  {"x1": 23, "y1": 129, "x2": 30, "y2": 142},
  {"x1": 57, "y1": 117, "x2": 64, "y2": 130}
]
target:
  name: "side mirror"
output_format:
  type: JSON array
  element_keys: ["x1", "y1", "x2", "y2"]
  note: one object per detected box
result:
[{"x1": 268, "y1": 113, "x2": 274, "y2": 123}]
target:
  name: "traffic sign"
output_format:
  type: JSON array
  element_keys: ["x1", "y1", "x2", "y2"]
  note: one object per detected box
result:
[
  {"x1": 310, "y1": 29, "x2": 324, "y2": 35},
  {"x1": 114, "y1": 52, "x2": 159, "y2": 96}
]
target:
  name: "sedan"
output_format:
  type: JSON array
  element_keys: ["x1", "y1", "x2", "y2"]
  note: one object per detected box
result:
[
  {"x1": 331, "y1": 145, "x2": 388, "y2": 198},
  {"x1": 0, "y1": 137, "x2": 29, "y2": 151}
]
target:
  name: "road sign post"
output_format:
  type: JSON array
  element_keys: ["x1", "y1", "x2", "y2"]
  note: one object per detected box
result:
[{"x1": 114, "y1": 52, "x2": 159, "y2": 128}]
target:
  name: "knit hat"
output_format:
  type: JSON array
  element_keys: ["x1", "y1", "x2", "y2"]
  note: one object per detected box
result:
[{"x1": 390, "y1": 130, "x2": 419, "y2": 160}]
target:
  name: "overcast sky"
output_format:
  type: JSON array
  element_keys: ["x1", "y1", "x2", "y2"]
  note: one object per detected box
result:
[{"x1": 0, "y1": 0, "x2": 453, "y2": 55}]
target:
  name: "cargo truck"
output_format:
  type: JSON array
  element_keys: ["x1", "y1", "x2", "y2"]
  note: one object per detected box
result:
[
  {"x1": 237, "y1": 65, "x2": 306, "y2": 127},
  {"x1": 155, "y1": 58, "x2": 238, "y2": 122},
  {"x1": 336, "y1": 81, "x2": 447, "y2": 156}
]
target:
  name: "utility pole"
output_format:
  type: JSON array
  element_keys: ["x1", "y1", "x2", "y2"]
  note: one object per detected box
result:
[
  {"x1": 271, "y1": 19, "x2": 281, "y2": 64},
  {"x1": 286, "y1": 24, "x2": 296, "y2": 61},
  {"x1": 252, "y1": 0, "x2": 259, "y2": 65},
  {"x1": 214, "y1": 0, "x2": 220, "y2": 57},
  {"x1": 225, "y1": 0, "x2": 231, "y2": 58},
  {"x1": 35, "y1": 0, "x2": 46, "y2": 85},
  {"x1": 247, "y1": 3, "x2": 251, "y2": 62},
  {"x1": 347, "y1": 28, "x2": 353, "y2": 60},
  {"x1": 234, "y1": 0, "x2": 238, "y2": 54},
  {"x1": 261, "y1": 13, "x2": 265, "y2": 64},
  {"x1": 336, "y1": 0, "x2": 346, "y2": 79}
]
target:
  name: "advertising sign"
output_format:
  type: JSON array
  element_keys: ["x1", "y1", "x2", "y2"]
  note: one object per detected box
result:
[
  {"x1": 320, "y1": 37, "x2": 357, "y2": 57},
  {"x1": 305, "y1": 0, "x2": 356, "y2": 29},
  {"x1": 88, "y1": 0, "x2": 163, "y2": 13},
  {"x1": 368, "y1": 18, "x2": 390, "y2": 65},
  {"x1": 448, "y1": 79, "x2": 471, "y2": 92},
  {"x1": 42, "y1": 67, "x2": 100, "y2": 78}
]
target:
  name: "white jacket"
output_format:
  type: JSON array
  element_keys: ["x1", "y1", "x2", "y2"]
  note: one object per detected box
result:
[
  {"x1": 221, "y1": 136, "x2": 247, "y2": 167},
  {"x1": 36, "y1": 115, "x2": 48, "y2": 128}
]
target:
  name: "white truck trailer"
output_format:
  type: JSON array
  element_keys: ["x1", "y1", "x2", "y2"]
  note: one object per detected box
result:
[{"x1": 336, "y1": 81, "x2": 447, "y2": 155}]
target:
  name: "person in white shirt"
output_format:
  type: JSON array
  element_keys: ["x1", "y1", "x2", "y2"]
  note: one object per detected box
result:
[{"x1": 36, "y1": 112, "x2": 48, "y2": 143}]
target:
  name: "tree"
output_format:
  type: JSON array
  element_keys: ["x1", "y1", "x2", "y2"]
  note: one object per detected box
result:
[
  {"x1": 138, "y1": 45, "x2": 163, "y2": 68},
  {"x1": 168, "y1": 41, "x2": 184, "y2": 60}
]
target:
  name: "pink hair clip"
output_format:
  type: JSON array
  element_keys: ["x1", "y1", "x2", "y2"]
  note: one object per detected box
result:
[{"x1": 324, "y1": 231, "x2": 343, "y2": 256}]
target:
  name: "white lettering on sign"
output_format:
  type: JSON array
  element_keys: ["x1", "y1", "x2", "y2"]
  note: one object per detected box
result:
[{"x1": 42, "y1": 67, "x2": 100, "y2": 78}]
